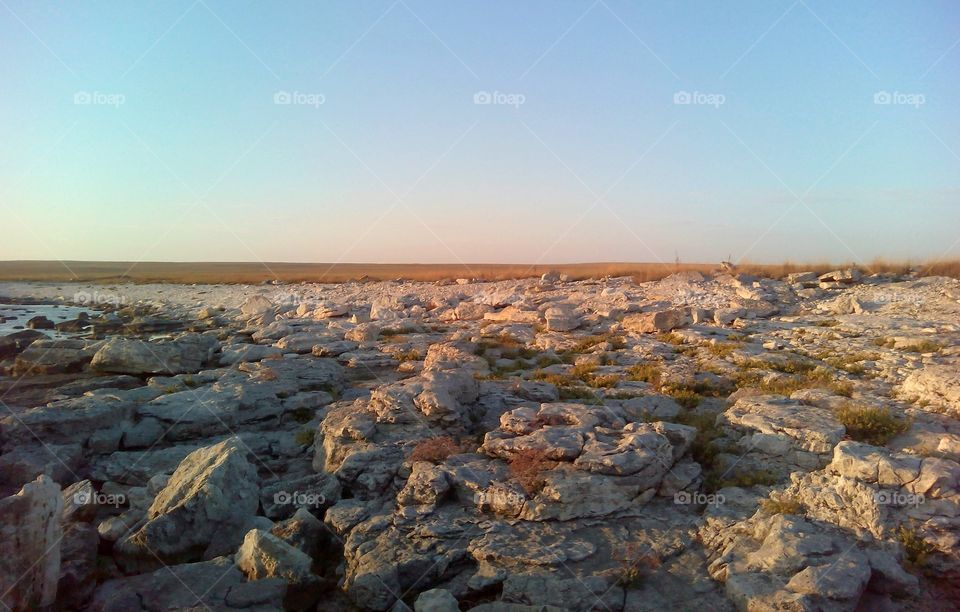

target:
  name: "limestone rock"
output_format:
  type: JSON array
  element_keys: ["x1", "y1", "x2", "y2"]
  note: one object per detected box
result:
[
  {"x1": 0, "y1": 475, "x2": 63, "y2": 611},
  {"x1": 622, "y1": 309, "x2": 689, "y2": 333},
  {"x1": 235, "y1": 528, "x2": 320, "y2": 610},
  {"x1": 91, "y1": 335, "x2": 219, "y2": 375},
  {"x1": 414, "y1": 588, "x2": 459, "y2": 612},
  {"x1": 115, "y1": 437, "x2": 260, "y2": 569},
  {"x1": 88, "y1": 556, "x2": 285, "y2": 611},
  {"x1": 240, "y1": 294, "x2": 274, "y2": 317}
]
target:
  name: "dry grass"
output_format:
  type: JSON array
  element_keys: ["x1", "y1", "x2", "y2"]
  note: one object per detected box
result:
[
  {"x1": 834, "y1": 403, "x2": 910, "y2": 446},
  {"x1": 897, "y1": 524, "x2": 936, "y2": 568},
  {"x1": 2, "y1": 259, "x2": 957, "y2": 284},
  {"x1": 615, "y1": 544, "x2": 661, "y2": 587},
  {"x1": 760, "y1": 492, "x2": 805, "y2": 515},
  {"x1": 507, "y1": 449, "x2": 553, "y2": 495},
  {"x1": 409, "y1": 436, "x2": 463, "y2": 464}
]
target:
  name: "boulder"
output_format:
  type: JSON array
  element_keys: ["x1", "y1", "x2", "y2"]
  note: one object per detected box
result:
[
  {"x1": 91, "y1": 335, "x2": 218, "y2": 375},
  {"x1": 240, "y1": 295, "x2": 273, "y2": 317},
  {"x1": 819, "y1": 269, "x2": 861, "y2": 284},
  {"x1": 12, "y1": 339, "x2": 94, "y2": 375},
  {"x1": 114, "y1": 437, "x2": 260, "y2": 569},
  {"x1": 622, "y1": 309, "x2": 689, "y2": 333},
  {"x1": 723, "y1": 396, "x2": 845, "y2": 454},
  {"x1": 57, "y1": 523, "x2": 99, "y2": 609},
  {"x1": 88, "y1": 557, "x2": 286, "y2": 611},
  {"x1": 415, "y1": 588, "x2": 459, "y2": 612},
  {"x1": 235, "y1": 528, "x2": 321, "y2": 610},
  {"x1": 219, "y1": 343, "x2": 282, "y2": 365},
  {"x1": 26, "y1": 315, "x2": 55, "y2": 330},
  {"x1": 0, "y1": 329, "x2": 46, "y2": 359},
  {"x1": 831, "y1": 294, "x2": 865, "y2": 315},
  {"x1": 0, "y1": 475, "x2": 63, "y2": 611},
  {"x1": 544, "y1": 305, "x2": 579, "y2": 332},
  {"x1": 902, "y1": 365, "x2": 960, "y2": 416}
]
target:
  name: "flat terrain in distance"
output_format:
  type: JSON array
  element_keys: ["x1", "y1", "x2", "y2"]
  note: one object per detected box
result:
[
  {"x1": 2, "y1": 260, "x2": 956, "y2": 284},
  {"x1": 0, "y1": 261, "x2": 732, "y2": 284}
]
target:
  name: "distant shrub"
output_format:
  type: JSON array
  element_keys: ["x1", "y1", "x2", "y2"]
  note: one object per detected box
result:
[
  {"x1": 707, "y1": 342, "x2": 743, "y2": 357},
  {"x1": 732, "y1": 366, "x2": 852, "y2": 397},
  {"x1": 605, "y1": 390, "x2": 643, "y2": 400},
  {"x1": 835, "y1": 403, "x2": 909, "y2": 446},
  {"x1": 393, "y1": 349, "x2": 423, "y2": 362},
  {"x1": 380, "y1": 326, "x2": 416, "y2": 339},
  {"x1": 656, "y1": 332, "x2": 685, "y2": 346},
  {"x1": 714, "y1": 468, "x2": 780, "y2": 490},
  {"x1": 674, "y1": 411, "x2": 724, "y2": 487},
  {"x1": 290, "y1": 406, "x2": 314, "y2": 423},
  {"x1": 410, "y1": 436, "x2": 462, "y2": 464},
  {"x1": 659, "y1": 383, "x2": 703, "y2": 409},
  {"x1": 829, "y1": 381, "x2": 855, "y2": 397},
  {"x1": 899, "y1": 340, "x2": 941, "y2": 353},
  {"x1": 897, "y1": 524, "x2": 936, "y2": 568},
  {"x1": 627, "y1": 363, "x2": 662, "y2": 385},
  {"x1": 294, "y1": 428, "x2": 315, "y2": 446},
  {"x1": 507, "y1": 449, "x2": 552, "y2": 495},
  {"x1": 760, "y1": 492, "x2": 804, "y2": 515},
  {"x1": 586, "y1": 373, "x2": 621, "y2": 388},
  {"x1": 536, "y1": 355, "x2": 563, "y2": 368},
  {"x1": 569, "y1": 333, "x2": 626, "y2": 353},
  {"x1": 740, "y1": 358, "x2": 817, "y2": 375},
  {"x1": 615, "y1": 543, "x2": 661, "y2": 588},
  {"x1": 558, "y1": 387, "x2": 597, "y2": 401}
]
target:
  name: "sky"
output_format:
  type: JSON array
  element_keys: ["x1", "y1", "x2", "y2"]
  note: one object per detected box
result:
[{"x1": 1, "y1": 0, "x2": 958, "y2": 265}]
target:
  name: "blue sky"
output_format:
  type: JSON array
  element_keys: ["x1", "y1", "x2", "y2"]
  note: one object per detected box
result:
[{"x1": 2, "y1": 0, "x2": 958, "y2": 264}]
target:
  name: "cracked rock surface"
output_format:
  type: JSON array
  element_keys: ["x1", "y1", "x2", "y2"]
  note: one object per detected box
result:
[{"x1": 0, "y1": 269, "x2": 958, "y2": 610}]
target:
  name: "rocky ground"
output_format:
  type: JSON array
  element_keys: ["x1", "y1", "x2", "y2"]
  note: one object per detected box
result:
[{"x1": 0, "y1": 268, "x2": 958, "y2": 611}]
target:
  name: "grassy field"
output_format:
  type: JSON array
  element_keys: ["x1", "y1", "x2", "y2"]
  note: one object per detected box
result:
[{"x1": 0, "y1": 260, "x2": 956, "y2": 285}]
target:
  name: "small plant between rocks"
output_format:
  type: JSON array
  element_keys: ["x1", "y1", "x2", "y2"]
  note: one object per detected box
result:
[
  {"x1": 410, "y1": 436, "x2": 464, "y2": 464},
  {"x1": 614, "y1": 543, "x2": 661, "y2": 588},
  {"x1": 760, "y1": 492, "x2": 804, "y2": 515},
  {"x1": 834, "y1": 403, "x2": 910, "y2": 446}
]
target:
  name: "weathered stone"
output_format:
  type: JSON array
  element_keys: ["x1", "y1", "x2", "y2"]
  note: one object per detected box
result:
[
  {"x1": 0, "y1": 476, "x2": 63, "y2": 611},
  {"x1": 115, "y1": 437, "x2": 259, "y2": 569},
  {"x1": 622, "y1": 309, "x2": 689, "y2": 333}
]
